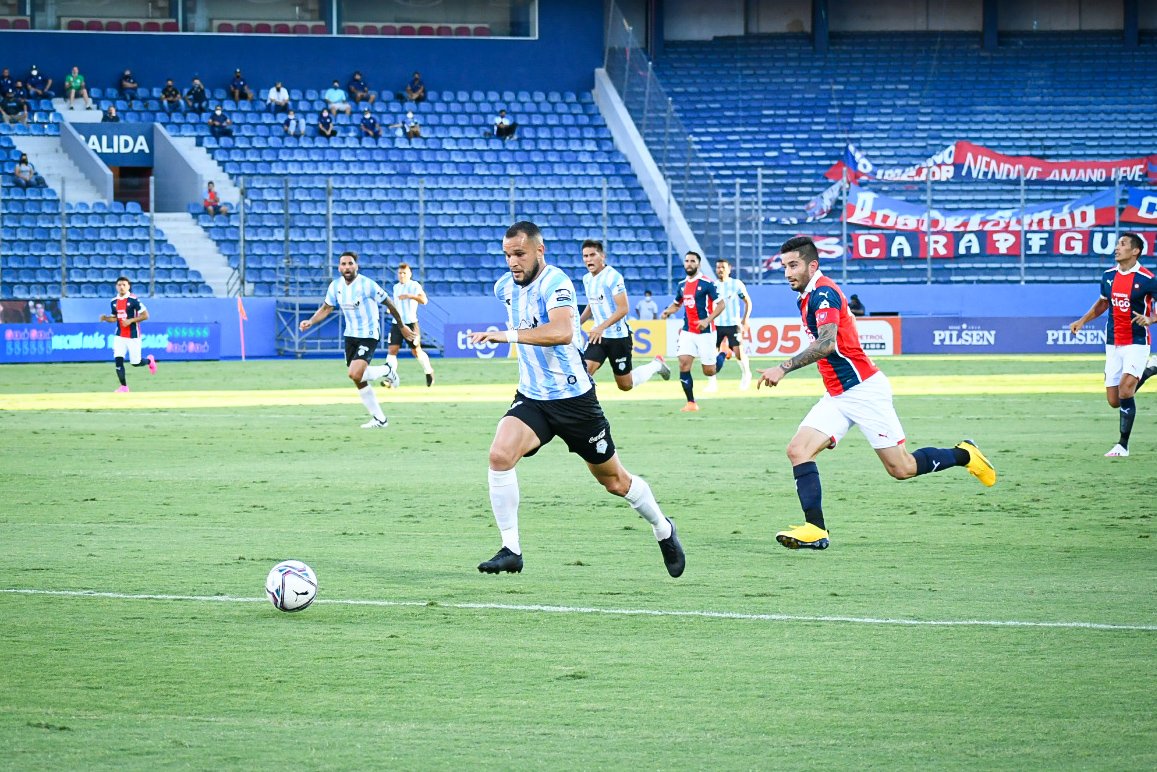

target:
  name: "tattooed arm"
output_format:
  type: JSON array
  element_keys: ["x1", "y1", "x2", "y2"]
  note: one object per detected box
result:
[{"x1": 757, "y1": 322, "x2": 837, "y2": 388}]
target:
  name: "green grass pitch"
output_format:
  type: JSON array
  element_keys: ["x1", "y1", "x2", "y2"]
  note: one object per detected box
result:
[{"x1": 1, "y1": 355, "x2": 1154, "y2": 769}]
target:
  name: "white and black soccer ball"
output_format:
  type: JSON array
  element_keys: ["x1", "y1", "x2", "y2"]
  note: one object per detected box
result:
[{"x1": 265, "y1": 560, "x2": 317, "y2": 612}]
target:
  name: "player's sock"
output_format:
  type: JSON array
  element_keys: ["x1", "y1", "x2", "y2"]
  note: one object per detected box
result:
[
  {"x1": 1119, "y1": 397, "x2": 1136, "y2": 450},
  {"x1": 357, "y1": 383, "x2": 386, "y2": 422},
  {"x1": 738, "y1": 357, "x2": 751, "y2": 378},
  {"x1": 913, "y1": 447, "x2": 965, "y2": 475},
  {"x1": 130, "y1": 360, "x2": 148, "y2": 367},
  {"x1": 488, "y1": 468, "x2": 521, "y2": 554},
  {"x1": 1139, "y1": 365, "x2": 1156, "y2": 391},
  {"x1": 715, "y1": 351, "x2": 726, "y2": 372},
  {"x1": 386, "y1": 353, "x2": 399, "y2": 374},
  {"x1": 363, "y1": 364, "x2": 392, "y2": 381},
  {"x1": 114, "y1": 356, "x2": 126, "y2": 386},
  {"x1": 793, "y1": 461, "x2": 825, "y2": 530},
  {"x1": 630, "y1": 358, "x2": 661, "y2": 387},
  {"x1": 415, "y1": 349, "x2": 433, "y2": 375},
  {"x1": 624, "y1": 475, "x2": 672, "y2": 540},
  {"x1": 679, "y1": 371, "x2": 695, "y2": 402}
]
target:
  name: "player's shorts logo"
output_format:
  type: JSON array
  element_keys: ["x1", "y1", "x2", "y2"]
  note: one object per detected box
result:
[{"x1": 357, "y1": 346, "x2": 368, "y2": 356}]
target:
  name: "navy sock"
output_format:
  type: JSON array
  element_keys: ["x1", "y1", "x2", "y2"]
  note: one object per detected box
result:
[
  {"x1": 680, "y1": 371, "x2": 695, "y2": 403},
  {"x1": 715, "y1": 351, "x2": 726, "y2": 372},
  {"x1": 114, "y1": 357, "x2": 126, "y2": 386},
  {"x1": 913, "y1": 447, "x2": 963, "y2": 476},
  {"x1": 1119, "y1": 397, "x2": 1136, "y2": 449},
  {"x1": 792, "y1": 461, "x2": 824, "y2": 530}
]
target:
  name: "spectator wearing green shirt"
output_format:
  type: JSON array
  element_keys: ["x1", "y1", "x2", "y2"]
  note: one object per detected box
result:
[{"x1": 65, "y1": 65, "x2": 92, "y2": 110}]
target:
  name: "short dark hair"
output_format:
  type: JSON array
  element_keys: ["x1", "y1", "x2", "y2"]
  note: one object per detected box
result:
[
  {"x1": 780, "y1": 235, "x2": 819, "y2": 264},
  {"x1": 116, "y1": 276, "x2": 132, "y2": 287},
  {"x1": 715, "y1": 258, "x2": 730, "y2": 267},
  {"x1": 398, "y1": 262, "x2": 411, "y2": 271},
  {"x1": 1121, "y1": 232, "x2": 1144, "y2": 253},
  {"x1": 581, "y1": 239, "x2": 604, "y2": 253},
  {"x1": 685, "y1": 251, "x2": 702, "y2": 262},
  {"x1": 340, "y1": 250, "x2": 358, "y2": 262},
  {"x1": 505, "y1": 221, "x2": 542, "y2": 242}
]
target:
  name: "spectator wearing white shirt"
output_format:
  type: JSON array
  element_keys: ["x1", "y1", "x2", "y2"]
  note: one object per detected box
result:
[
  {"x1": 324, "y1": 79, "x2": 352, "y2": 115},
  {"x1": 493, "y1": 109, "x2": 517, "y2": 140},
  {"x1": 283, "y1": 109, "x2": 306, "y2": 137},
  {"x1": 266, "y1": 81, "x2": 290, "y2": 114},
  {"x1": 635, "y1": 290, "x2": 659, "y2": 320}
]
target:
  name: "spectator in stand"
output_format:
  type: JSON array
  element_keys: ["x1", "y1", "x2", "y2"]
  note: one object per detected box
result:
[
  {"x1": 119, "y1": 69, "x2": 139, "y2": 105},
  {"x1": 848, "y1": 294, "x2": 866, "y2": 317},
  {"x1": 347, "y1": 71, "x2": 375, "y2": 105},
  {"x1": 266, "y1": 81, "x2": 290, "y2": 114},
  {"x1": 203, "y1": 181, "x2": 229, "y2": 216},
  {"x1": 317, "y1": 107, "x2": 337, "y2": 139},
  {"x1": 160, "y1": 79, "x2": 183, "y2": 113},
  {"x1": 13, "y1": 153, "x2": 45, "y2": 188},
  {"x1": 404, "y1": 71, "x2": 425, "y2": 103},
  {"x1": 635, "y1": 290, "x2": 659, "y2": 320},
  {"x1": 283, "y1": 108, "x2": 306, "y2": 137},
  {"x1": 324, "y1": 79, "x2": 352, "y2": 115},
  {"x1": 229, "y1": 69, "x2": 253, "y2": 102},
  {"x1": 26, "y1": 65, "x2": 54, "y2": 99},
  {"x1": 493, "y1": 108, "x2": 517, "y2": 140},
  {"x1": 0, "y1": 88, "x2": 28, "y2": 125},
  {"x1": 64, "y1": 65, "x2": 92, "y2": 110},
  {"x1": 0, "y1": 68, "x2": 12, "y2": 95},
  {"x1": 389, "y1": 110, "x2": 421, "y2": 139},
  {"x1": 102, "y1": 105, "x2": 121, "y2": 123},
  {"x1": 30, "y1": 301, "x2": 55, "y2": 323},
  {"x1": 359, "y1": 108, "x2": 382, "y2": 139},
  {"x1": 11, "y1": 80, "x2": 29, "y2": 100},
  {"x1": 185, "y1": 77, "x2": 208, "y2": 112},
  {"x1": 208, "y1": 105, "x2": 233, "y2": 138}
]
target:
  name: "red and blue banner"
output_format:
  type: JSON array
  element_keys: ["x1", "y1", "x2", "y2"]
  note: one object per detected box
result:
[
  {"x1": 844, "y1": 186, "x2": 1118, "y2": 232},
  {"x1": 850, "y1": 230, "x2": 1156, "y2": 260},
  {"x1": 1122, "y1": 187, "x2": 1157, "y2": 226}
]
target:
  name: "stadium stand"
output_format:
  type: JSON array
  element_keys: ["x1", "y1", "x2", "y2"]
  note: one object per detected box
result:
[{"x1": 655, "y1": 31, "x2": 1157, "y2": 282}]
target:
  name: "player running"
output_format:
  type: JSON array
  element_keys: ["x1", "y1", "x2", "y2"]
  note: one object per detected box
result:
[
  {"x1": 660, "y1": 251, "x2": 725, "y2": 412},
  {"x1": 1068, "y1": 232, "x2": 1157, "y2": 457},
  {"x1": 758, "y1": 236, "x2": 996, "y2": 551},
  {"x1": 384, "y1": 262, "x2": 436, "y2": 388},
  {"x1": 98, "y1": 276, "x2": 157, "y2": 392},
  {"x1": 705, "y1": 258, "x2": 753, "y2": 392},
  {"x1": 579, "y1": 238, "x2": 670, "y2": 390},
  {"x1": 299, "y1": 251, "x2": 411, "y2": 428},
  {"x1": 468, "y1": 222, "x2": 684, "y2": 578}
]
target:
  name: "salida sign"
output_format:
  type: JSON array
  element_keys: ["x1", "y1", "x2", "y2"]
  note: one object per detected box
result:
[{"x1": 75, "y1": 124, "x2": 154, "y2": 166}]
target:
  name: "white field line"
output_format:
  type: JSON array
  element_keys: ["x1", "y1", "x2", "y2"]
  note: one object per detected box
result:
[{"x1": 3, "y1": 588, "x2": 1154, "y2": 632}]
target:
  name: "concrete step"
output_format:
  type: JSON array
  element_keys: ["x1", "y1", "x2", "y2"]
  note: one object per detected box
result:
[
  {"x1": 10, "y1": 136, "x2": 105, "y2": 203},
  {"x1": 154, "y1": 212, "x2": 233, "y2": 295},
  {"x1": 171, "y1": 137, "x2": 241, "y2": 204}
]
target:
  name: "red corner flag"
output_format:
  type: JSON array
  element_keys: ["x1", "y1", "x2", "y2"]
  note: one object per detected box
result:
[{"x1": 237, "y1": 296, "x2": 248, "y2": 361}]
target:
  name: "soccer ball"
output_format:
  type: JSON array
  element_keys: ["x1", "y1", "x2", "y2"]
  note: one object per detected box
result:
[{"x1": 265, "y1": 560, "x2": 317, "y2": 612}]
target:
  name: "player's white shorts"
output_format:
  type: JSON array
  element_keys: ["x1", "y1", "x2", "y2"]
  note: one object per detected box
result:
[
  {"x1": 113, "y1": 336, "x2": 142, "y2": 364},
  {"x1": 676, "y1": 329, "x2": 716, "y2": 362},
  {"x1": 800, "y1": 371, "x2": 906, "y2": 450},
  {"x1": 1104, "y1": 344, "x2": 1150, "y2": 387}
]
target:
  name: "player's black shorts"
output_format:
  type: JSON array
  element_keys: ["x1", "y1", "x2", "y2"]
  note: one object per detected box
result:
[
  {"x1": 583, "y1": 333, "x2": 633, "y2": 375},
  {"x1": 389, "y1": 321, "x2": 420, "y2": 348},
  {"x1": 344, "y1": 336, "x2": 379, "y2": 365},
  {"x1": 505, "y1": 388, "x2": 616, "y2": 465},
  {"x1": 716, "y1": 325, "x2": 741, "y2": 350}
]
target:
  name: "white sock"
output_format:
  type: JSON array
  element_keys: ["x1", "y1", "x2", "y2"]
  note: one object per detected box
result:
[
  {"x1": 707, "y1": 375, "x2": 717, "y2": 385},
  {"x1": 624, "y1": 475, "x2": 671, "y2": 540},
  {"x1": 488, "y1": 468, "x2": 521, "y2": 554},
  {"x1": 738, "y1": 357, "x2": 751, "y2": 377},
  {"x1": 358, "y1": 384, "x2": 386, "y2": 421},
  {"x1": 415, "y1": 349, "x2": 433, "y2": 375},
  {"x1": 363, "y1": 364, "x2": 392, "y2": 381},
  {"x1": 630, "y1": 358, "x2": 660, "y2": 387},
  {"x1": 386, "y1": 354, "x2": 399, "y2": 373}
]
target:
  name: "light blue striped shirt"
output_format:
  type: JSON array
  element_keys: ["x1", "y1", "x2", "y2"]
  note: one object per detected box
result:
[
  {"x1": 324, "y1": 274, "x2": 388, "y2": 339},
  {"x1": 582, "y1": 265, "x2": 630, "y2": 339},
  {"x1": 716, "y1": 278, "x2": 750, "y2": 326},
  {"x1": 495, "y1": 265, "x2": 592, "y2": 401},
  {"x1": 392, "y1": 279, "x2": 424, "y2": 324}
]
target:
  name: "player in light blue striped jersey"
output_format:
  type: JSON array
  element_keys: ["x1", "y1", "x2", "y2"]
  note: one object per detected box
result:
[
  {"x1": 707, "y1": 258, "x2": 754, "y2": 391},
  {"x1": 579, "y1": 239, "x2": 670, "y2": 391},
  {"x1": 469, "y1": 222, "x2": 685, "y2": 578},
  {"x1": 386, "y1": 262, "x2": 436, "y2": 388},
  {"x1": 299, "y1": 251, "x2": 411, "y2": 428}
]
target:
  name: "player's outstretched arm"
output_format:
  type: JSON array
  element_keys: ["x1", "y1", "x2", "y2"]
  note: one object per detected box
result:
[
  {"x1": 659, "y1": 301, "x2": 680, "y2": 320},
  {"x1": 299, "y1": 303, "x2": 333, "y2": 331},
  {"x1": 758, "y1": 322, "x2": 837, "y2": 388},
  {"x1": 1070, "y1": 298, "x2": 1109, "y2": 334}
]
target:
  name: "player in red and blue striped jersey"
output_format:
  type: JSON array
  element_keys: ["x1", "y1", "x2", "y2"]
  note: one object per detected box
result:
[
  {"x1": 659, "y1": 251, "x2": 725, "y2": 412},
  {"x1": 1069, "y1": 233, "x2": 1157, "y2": 457},
  {"x1": 97, "y1": 276, "x2": 156, "y2": 392},
  {"x1": 757, "y1": 237, "x2": 995, "y2": 551}
]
